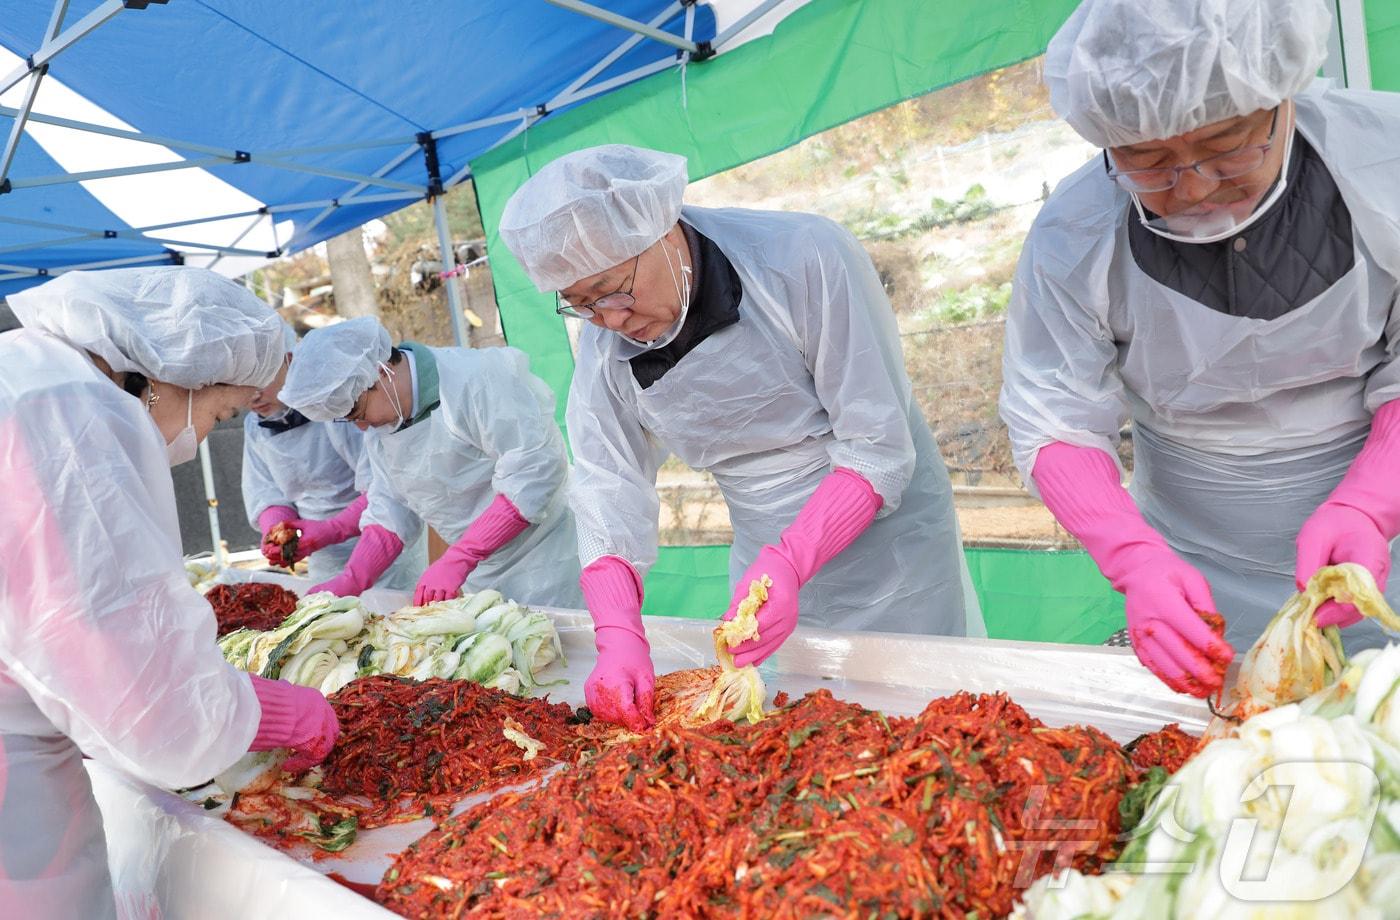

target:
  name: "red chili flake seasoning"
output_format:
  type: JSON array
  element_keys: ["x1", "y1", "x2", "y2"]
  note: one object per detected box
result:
[
  {"x1": 205, "y1": 582, "x2": 299, "y2": 636},
  {"x1": 376, "y1": 689, "x2": 1159, "y2": 919},
  {"x1": 319, "y1": 676, "x2": 589, "y2": 828},
  {"x1": 1125, "y1": 722, "x2": 1202, "y2": 776}
]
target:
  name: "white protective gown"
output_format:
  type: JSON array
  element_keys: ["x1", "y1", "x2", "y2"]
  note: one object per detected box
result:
[
  {"x1": 569, "y1": 205, "x2": 983, "y2": 636},
  {"x1": 1000, "y1": 82, "x2": 1400, "y2": 651},
  {"x1": 0, "y1": 330, "x2": 262, "y2": 918},
  {"x1": 241, "y1": 414, "x2": 423, "y2": 587},
  {"x1": 361, "y1": 345, "x2": 582, "y2": 607}
]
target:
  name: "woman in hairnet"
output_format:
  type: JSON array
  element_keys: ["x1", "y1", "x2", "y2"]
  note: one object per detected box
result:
[
  {"x1": 277, "y1": 316, "x2": 582, "y2": 608},
  {"x1": 243, "y1": 323, "x2": 421, "y2": 588},
  {"x1": 500, "y1": 144, "x2": 980, "y2": 731},
  {"x1": 1000, "y1": 0, "x2": 1400, "y2": 698},
  {"x1": 0, "y1": 267, "x2": 339, "y2": 919}
]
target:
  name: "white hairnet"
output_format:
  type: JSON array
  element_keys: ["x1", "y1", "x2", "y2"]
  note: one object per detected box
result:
[
  {"x1": 1045, "y1": 0, "x2": 1332, "y2": 148},
  {"x1": 280, "y1": 318, "x2": 299, "y2": 353},
  {"x1": 498, "y1": 144, "x2": 688, "y2": 292},
  {"x1": 7, "y1": 266, "x2": 284, "y2": 389},
  {"x1": 278, "y1": 316, "x2": 392, "y2": 421}
]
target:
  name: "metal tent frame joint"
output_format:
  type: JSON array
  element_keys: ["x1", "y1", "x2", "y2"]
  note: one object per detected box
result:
[{"x1": 418, "y1": 131, "x2": 444, "y2": 197}]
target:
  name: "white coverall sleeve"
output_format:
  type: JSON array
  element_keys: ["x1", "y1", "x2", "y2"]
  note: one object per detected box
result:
[
  {"x1": 997, "y1": 231, "x2": 1128, "y2": 490},
  {"x1": 240, "y1": 414, "x2": 290, "y2": 528},
  {"x1": 566, "y1": 345, "x2": 669, "y2": 574},
  {"x1": 325, "y1": 421, "x2": 373, "y2": 495},
  {"x1": 792, "y1": 218, "x2": 917, "y2": 513},
  {"x1": 360, "y1": 442, "x2": 425, "y2": 546},
  {"x1": 446, "y1": 350, "x2": 569, "y2": 523},
  {"x1": 0, "y1": 386, "x2": 260, "y2": 789}
]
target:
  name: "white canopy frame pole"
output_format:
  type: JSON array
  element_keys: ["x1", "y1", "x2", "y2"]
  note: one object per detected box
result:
[
  {"x1": 1335, "y1": 0, "x2": 1373, "y2": 90},
  {"x1": 0, "y1": 250, "x2": 177, "y2": 281},
  {"x1": 0, "y1": 0, "x2": 70, "y2": 185},
  {"x1": 710, "y1": 0, "x2": 790, "y2": 51},
  {"x1": 286, "y1": 142, "x2": 422, "y2": 250},
  {"x1": 543, "y1": 0, "x2": 697, "y2": 53},
  {"x1": 0, "y1": 0, "x2": 131, "y2": 97},
  {"x1": 197, "y1": 440, "x2": 225, "y2": 566}
]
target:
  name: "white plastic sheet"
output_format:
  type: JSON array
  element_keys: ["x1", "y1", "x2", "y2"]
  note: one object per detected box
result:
[{"x1": 97, "y1": 568, "x2": 1207, "y2": 915}]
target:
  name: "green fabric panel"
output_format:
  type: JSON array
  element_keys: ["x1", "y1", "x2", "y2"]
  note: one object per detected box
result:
[
  {"x1": 641, "y1": 545, "x2": 734, "y2": 618},
  {"x1": 642, "y1": 544, "x2": 1125, "y2": 647},
  {"x1": 1367, "y1": 0, "x2": 1400, "y2": 92},
  {"x1": 472, "y1": 0, "x2": 1080, "y2": 426},
  {"x1": 968, "y1": 547, "x2": 1125, "y2": 645}
]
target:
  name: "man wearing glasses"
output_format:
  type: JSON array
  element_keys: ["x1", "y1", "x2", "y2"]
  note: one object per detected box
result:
[
  {"x1": 276, "y1": 316, "x2": 582, "y2": 608},
  {"x1": 1000, "y1": 0, "x2": 1400, "y2": 699},
  {"x1": 501, "y1": 144, "x2": 981, "y2": 731}
]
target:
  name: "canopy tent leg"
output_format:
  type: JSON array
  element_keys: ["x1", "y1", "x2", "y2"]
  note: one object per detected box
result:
[
  {"x1": 432, "y1": 192, "x2": 470, "y2": 348},
  {"x1": 197, "y1": 439, "x2": 224, "y2": 567}
]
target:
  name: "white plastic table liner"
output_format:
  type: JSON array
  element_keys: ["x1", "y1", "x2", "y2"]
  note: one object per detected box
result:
[{"x1": 93, "y1": 568, "x2": 1207, "y2": 918}]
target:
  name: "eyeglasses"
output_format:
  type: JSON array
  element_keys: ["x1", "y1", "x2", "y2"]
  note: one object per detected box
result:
[
  {"x1": 1104, "y1": 107, "x2": 1280, "y2": 194},
  {"x1": 556, "y1": 253, "x2": 641, "y2": 319}
]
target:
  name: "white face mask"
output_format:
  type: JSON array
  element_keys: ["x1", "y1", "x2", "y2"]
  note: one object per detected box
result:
[
  {"x1": 165, "y1": 389, "x2": 198, "y2": 467},
  {"x1": 617, "y1": 239, "x2": 693, "y2": 354},
  {"x1": 378, "y1": 362, "x2": 407, "y2": 431},
  {"x1": 1132, "y1": 104, "x2": 1296, "y2": 245}
]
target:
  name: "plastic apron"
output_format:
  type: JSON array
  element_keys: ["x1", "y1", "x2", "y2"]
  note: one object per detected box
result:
[
  {"x1": 0, "y1": 733, "x2": 115, "y2": 920},
  {"x1": 629, "y1": 214, "x2": 980, "y2": 637},
  {"x1": 368, "y1": 349, "x2": 582, "y2": 608},
  {"x1": 1112, "y1": 198, "x2": 1398, "y2": 654},
  {"x1": 242, "y1": 416, "x2": 423, "y2": 588}
]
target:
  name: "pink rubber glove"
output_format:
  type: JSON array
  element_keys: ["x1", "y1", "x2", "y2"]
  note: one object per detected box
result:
[
  {"x1": 1299, "y1": 400, "x2": 1400, "y2": 628},
  {"x1": 580, "y1": 556, "x2": 655, "y2": 732},
  {"x1": 286, "y1": 494, "x2": 368, "y2": 563},
  {"x1": 247, "y1": 674, "x2": 340, "y2": 774},
  {"x1": 310, "y1": 523, "x2": 404, "y2": 596},
  {"x1": 257, "y1": 505, "x2": 298, "y2": 566},
  {"x1": 722, "y1": 468, "x2": 883, "y2": 668},
  {"x1": 1033, "y1": 442, "x2": 1234, "y2": 698},
  {"x1": 413, "y1": 494, "x2": 530, "y2": 606}
]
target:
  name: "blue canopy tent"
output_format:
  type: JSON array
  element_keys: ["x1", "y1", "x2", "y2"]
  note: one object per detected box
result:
[{"x1": 1, "y1": 0, "x2": 1392, "y2": 632}]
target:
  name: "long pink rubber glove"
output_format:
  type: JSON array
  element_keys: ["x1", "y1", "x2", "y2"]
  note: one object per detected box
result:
[
  {"x1": 310, "y1": 523, "x2": 403, "y2": 596},
  {"x1": 413, "y1": 494, "x2": 530, "y2": 606},
  {"x1": 257, "y1": 504, "x2": 299, "y2": 566},
  {"x1": 286, "y1": 494, "x2": 368, "y2": 563},
  {"x1": 1299, "y1": 399, "x2": 1400, "y2": 628},
  {"x1": 722, "y1": 468, "x2": 883, "y2": 668},
  {"x1": 581, "y1": 555, "x2": 655, "y2": 732},
  {"x1": 247, "y1": 674, "x2": 340, "y2": 773},
  {"x1": 1033, "y1": 442, "x2": 1234, "y2": 697}
]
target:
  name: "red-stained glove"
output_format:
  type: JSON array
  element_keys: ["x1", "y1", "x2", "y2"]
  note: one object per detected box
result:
[
  {"x1": 580, "y1": 556, "x2": 654, "y2": 732},
  {"x1": 1033, "y1": 442, "x2": 1234, "y2": 698}
]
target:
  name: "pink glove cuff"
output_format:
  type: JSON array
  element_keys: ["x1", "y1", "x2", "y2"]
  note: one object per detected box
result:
[
  {"x1": 780, "y1": 467, "x2": 883, "y2": 583},
  {"x1": 258, "y1": 505, "x2": 298, "y2": 534},
  {"x1": 248, "y1": 675, "x2": 310, "y2": 750},
  {"x1": 443, "y1": 494, "x2": 530, "y2": 566},
  {"x1": 580, "y1": 556, "x2": 645, "y2": 640},
  {"x1": 1327, "y1": 399, "x2": 1400, "y2": 538},
  {"x1": 324, "y1": 493, "x2": 369, "y2": 543},
  {"x1": 1032, "y1": 442, "x2": 1173, "y2": 588}
]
